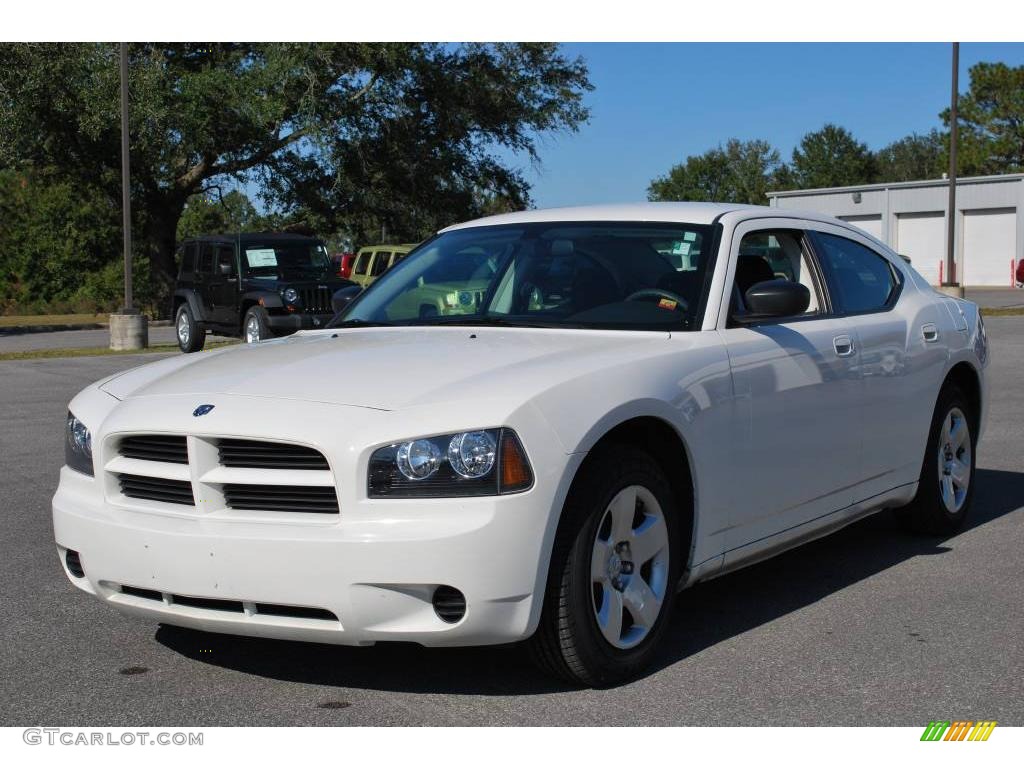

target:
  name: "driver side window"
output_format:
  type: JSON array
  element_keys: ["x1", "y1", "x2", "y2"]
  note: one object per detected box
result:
[{"x1": 733, "y1": 230, "x2": 823, "y2": 317}]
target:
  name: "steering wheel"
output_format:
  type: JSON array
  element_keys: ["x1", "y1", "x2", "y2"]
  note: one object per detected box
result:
[{"x1": 624, "y1": 288, "x2": 689, "y2": 312}]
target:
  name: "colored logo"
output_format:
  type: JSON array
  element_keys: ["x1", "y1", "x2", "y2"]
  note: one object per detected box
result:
[
  {"x1": 192, "y1": 404, "x2": 215, "y2": 417},
  {"x1": 920, "y1": 721, "x2": 997, "y2": 741}
]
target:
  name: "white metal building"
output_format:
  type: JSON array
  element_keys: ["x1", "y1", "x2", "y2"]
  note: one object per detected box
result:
[{"x1": 767, "y1": 173, "x2": 1024, "y2": 287}]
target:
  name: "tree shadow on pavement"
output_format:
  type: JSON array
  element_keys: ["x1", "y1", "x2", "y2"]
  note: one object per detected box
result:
[{"x1": 156, "y1": 467, "x2": 1024, "y2": 695}]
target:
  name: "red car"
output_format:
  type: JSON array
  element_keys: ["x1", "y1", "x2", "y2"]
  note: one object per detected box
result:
[
  {"x1": 332, "y1": 252, "x2": 357, "y2": 279},
  {"x1": 1016, "y1": 258, "x2": 1024, "y2": 287}
]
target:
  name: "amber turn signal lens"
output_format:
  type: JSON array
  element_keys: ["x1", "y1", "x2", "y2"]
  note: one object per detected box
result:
[{"x1": 499, "y1": 430, "x2": 533, "y2": 493}]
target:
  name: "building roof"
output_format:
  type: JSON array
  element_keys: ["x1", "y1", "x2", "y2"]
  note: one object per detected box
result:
[
  {"x1": 766, "y1": 172, "x2": 1024, "y2": 199},
  {"x1": 442, "y1": 201, "x2": 762, "y2": 231}
]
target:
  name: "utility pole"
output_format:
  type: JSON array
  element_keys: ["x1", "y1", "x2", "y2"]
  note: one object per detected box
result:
[
  {"x1": 941, "y1": 42, "x2": 964, "y2": 298},
  {"x1": 120, "y1": 41, "x2": 133, "y2": 312},
  {"x1": 109, "y1": 42, "x2": 148, "y2": 350}
]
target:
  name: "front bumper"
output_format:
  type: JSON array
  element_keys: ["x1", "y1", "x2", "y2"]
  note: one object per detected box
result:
[
  {"x1": 53, "y1": 463, "x2": 563, "y2": 647},
  {"x1": 266, "y1": 312, "x2": 335, "y2": 333}
]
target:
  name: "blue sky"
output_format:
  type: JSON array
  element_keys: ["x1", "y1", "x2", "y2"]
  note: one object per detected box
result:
[{"x1": 515, "y1": 43, "x2": 1024, "y2": 209}]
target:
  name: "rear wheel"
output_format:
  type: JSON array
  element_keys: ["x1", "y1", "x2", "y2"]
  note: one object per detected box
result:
[
  {"x1": 896, "y1": 385, "x2": 976, "y2": 535},
  {"x1": 175, "y1": 304, "x2": 206, "y2": 353},
  {"x1": 527, "y1": 446, "x2": 680, "y2": 687},
  {"x1": 243, "y1": 306, "x2": 271, "y2": 344}
]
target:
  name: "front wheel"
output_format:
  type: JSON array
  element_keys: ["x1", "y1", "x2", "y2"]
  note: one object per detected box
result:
[
  {"x1": 527, "y1": 446, "x2": 680, "y2": 687},
  {"x1": 175, "y1": 304, "x2": 206, "y2": 353},
  {"x1": 243, "y1": 306, "x2": 271, "y2": 344},
  {"x1": 895, "y1": 385, "x2": 977, "y2": 535}
]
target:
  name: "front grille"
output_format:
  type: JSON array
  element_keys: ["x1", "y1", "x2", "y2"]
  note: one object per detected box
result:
[
  {"x1": 299, "y1": 286, "x2": 332, "y2": 313},
  {"x1": 223, "y1": 483, "x2": 338, "y2": 514},
  {"x1": 218, "y1": 439, "x2": 329, "y2": 470},
  {"x1": 120, "y1": 435, "x2": 188, "y2": 464},
  {"x1": 118, "y1": 473, "x2": 195, "y2": 506}
]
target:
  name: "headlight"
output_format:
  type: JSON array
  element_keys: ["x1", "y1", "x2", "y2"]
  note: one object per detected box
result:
[
  {"x1": 282, "y1": 287, "x2": 300, "y2": 304},
  {"x1": 369, "y1": 428, "x2": 532, "y2": 498},
  {"x1": 65, "y1": 412, "x2": 94, "y2": 476}
]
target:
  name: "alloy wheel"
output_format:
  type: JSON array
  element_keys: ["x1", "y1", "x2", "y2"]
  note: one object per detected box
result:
[
  {"x1": 177, "y1": 312, "x2": 190, "y2": 346},
  {"x1": 591, "y1": 484, "x2": 670, "y2": 649},
  {"x1": 938, "y1": 406, "x2": 972, "y2": 514},
  {"x1": 245, "y1": 316, "x2": 261, "y2": 343}
]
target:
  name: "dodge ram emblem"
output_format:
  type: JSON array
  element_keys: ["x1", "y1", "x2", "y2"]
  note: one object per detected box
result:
[{"x1": 192, "y1": 404, "x2": 215, "y2": 417}]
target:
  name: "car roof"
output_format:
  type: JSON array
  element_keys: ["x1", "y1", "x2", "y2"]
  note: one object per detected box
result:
[
  {"x1": 182, "y1": 232, "x2": 322, "y2": 244},
  {"x1": 439, "y1": 202, "x2": 852, "y2": 232}
]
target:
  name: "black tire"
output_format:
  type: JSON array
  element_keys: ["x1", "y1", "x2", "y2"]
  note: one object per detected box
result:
[
  {"x1": 243, "y1": 306, "x2": 272, "y2": 344},
  {"x1": 895, "y1": 384, "x2": 977, "y2": 535},
  {"x1": 175, "y1": 303, "x2": 206, "y2": 353},
  {"x1": 527, "y1": 445, "x2": 681, "y2": 687}
]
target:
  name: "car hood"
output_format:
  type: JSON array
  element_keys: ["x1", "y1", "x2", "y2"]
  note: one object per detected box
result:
[{"x1": 100, "y1": 327, "x2": 671, "y2": 411}]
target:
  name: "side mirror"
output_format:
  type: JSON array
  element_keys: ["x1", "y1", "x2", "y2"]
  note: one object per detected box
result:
[
  {"x1": 331, "y1": 284, "x2": 362, "y2": 314},
  {"x1": 738, "y1": 279, "x2": 810, "y2": 321},
  {"x1": 218, "y1": 262, "x2": 233, "y2": 276}
]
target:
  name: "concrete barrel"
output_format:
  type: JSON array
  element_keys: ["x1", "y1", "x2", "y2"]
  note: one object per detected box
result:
[{"x1": 109, "y1": 312, "x2": 148, "y2": 351}]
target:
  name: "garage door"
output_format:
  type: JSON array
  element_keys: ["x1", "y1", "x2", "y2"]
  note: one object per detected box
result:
[
  {"x1": 963, "y1": 207, "x2": 1017, "y2": 286},
  {"x1": 896, "y1": 212, "x2": 945, "y2": 285},
  {"x1": 839, "y1": 214, "x2": 883, "y2": 241}
]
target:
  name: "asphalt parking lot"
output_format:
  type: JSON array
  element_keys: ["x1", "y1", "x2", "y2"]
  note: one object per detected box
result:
[
  {"x1": 1, "y1": 318, "x2": 1022, "y2": 726},
  {"x1": 0, "y1": 325, "x2": 234, "y2": 353}
]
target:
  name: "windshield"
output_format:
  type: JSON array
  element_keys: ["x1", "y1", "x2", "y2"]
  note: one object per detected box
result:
[
  {"x1": 332, "y1": 222, "x2": 715, "y2": 331},
  {"x1": 243, "y1": 241, "x2": 332, "y2": 279}
]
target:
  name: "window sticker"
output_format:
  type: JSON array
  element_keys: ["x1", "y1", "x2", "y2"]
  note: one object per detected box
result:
[
  {"x1": 683, "y1": 231, "x2": 697, "y2": 242},
  {"x1": 671, "y1": 241, "x2": 692, "y2": 256},
  {"x1": 245, "y1": 248, "x2": 278, "y2": 267}
]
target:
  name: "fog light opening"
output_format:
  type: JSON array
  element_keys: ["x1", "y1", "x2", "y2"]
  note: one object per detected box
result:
[
  {"x1": 65, "y1": 549, "x2": 85, "y2": 578},
  {"x1": 432, "y1": 585, "x2": 466, "y2": 624}
]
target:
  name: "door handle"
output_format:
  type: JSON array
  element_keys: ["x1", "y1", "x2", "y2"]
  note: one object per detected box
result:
[
  {"x1": 833, "y1": 335, "x2": 855, "y2": 357},
  {"x1": 922, "y1": 323, "x2": 939, "y2": 343}
]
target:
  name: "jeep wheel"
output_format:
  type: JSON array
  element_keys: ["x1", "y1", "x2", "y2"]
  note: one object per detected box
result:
[
  {"x1": 527, "y1": 445, "x2": 680, "y2": 687},
  {"x1": 175, "y1": 304, "x2": 206, "y2": 353},
  {"x1": 243, "y1": 306, "x2": 271, "y2": 344}
]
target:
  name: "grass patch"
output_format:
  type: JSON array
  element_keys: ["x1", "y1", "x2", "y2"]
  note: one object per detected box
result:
[
  {"x1": 0, "y1": 340, "x2": 238, "y2": 362},
  {"x1": 0, "y1": 313, "x2": 109, "y2": 328},
  {"x1": 980, "y1": 306, "x2": 1024, "y2": 317}
]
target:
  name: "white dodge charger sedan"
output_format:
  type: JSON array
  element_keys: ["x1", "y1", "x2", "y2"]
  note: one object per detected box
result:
[{"x1": 53, "y1": 203, "x2": 988, "y2": 686}]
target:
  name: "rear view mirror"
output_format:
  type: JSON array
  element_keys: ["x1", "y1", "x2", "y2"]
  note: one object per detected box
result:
[
  {"x1": 738, "y1": 279, "x2": 810, "y2": 321},
  {"x1": 331, "y1": 284, "x2": 362, "y2": 314}
]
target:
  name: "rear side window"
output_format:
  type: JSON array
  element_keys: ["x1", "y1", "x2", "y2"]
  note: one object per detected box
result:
[
  {"x1": 216, "y1": 244, "x2": 235, "y2": 275},
  {"x1": 371, "y1": 252, "x2": 392, "y2": 277},
  {"x1": 354, "y1": 251, "x2": 372, "y2": 275},
  {"x1": 178, "y1": 244, "x2": 196, "y2": 275},
  {"x1": 199, "y1": 243, "x2": 215, "y2": 274},
  {"x1": 814, "y1": 233, "x2": 899, "y2": 314}
]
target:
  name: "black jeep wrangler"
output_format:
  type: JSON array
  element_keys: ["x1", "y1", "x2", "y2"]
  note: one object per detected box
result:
[{"x1": 172, "y1": 233, "x2": 356, "y2": 352}]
